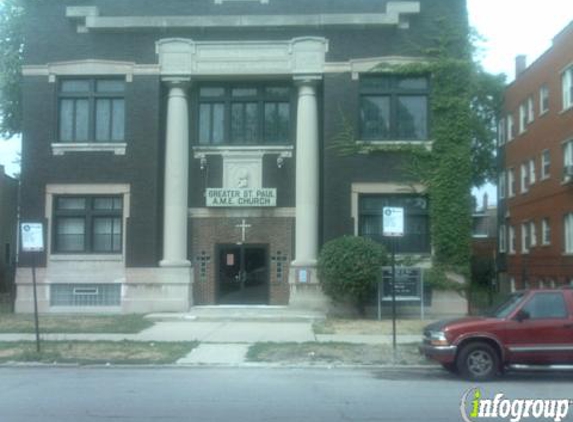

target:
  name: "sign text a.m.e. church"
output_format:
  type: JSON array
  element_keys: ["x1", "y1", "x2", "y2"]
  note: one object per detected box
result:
[{"x1": 206, "y1": 188, "x2": 277, "y2": 207}]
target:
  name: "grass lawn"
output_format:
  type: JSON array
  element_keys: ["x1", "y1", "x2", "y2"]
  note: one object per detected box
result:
[
  {"x1": 313, "y1": 318, "x2": 434, "y2": 335},
  {"x1": 247, "y1": 342, "x2": 432, "y2": 366},
  {"x1": 0, "y1": 341, "x2": 198, "y2": 365},
  {"x1": 0, "y1": 314, "x2": 154, "y2": 334}
]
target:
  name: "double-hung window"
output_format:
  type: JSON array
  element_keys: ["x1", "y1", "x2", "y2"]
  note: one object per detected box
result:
[
  {"x1": 542, "y1": 218, "x2": 551, "y2": 246},
  {"x1": 499, "y1": 170, "x2": 506, "y2": 199},
  {"x1": 499, "y1": 224, "x2": 507, "y2": 253},
  {"x1": 565, "y1": 213, "x2": 573, "y2": 254},
  {"x1": 520, "y1": 163, "x2": 529, "y2": 193},
  {"x1": 540, "y1": 85, "x2": 549, "y2": 114},
  {"x1": 507, "y1": 115, "x2": 515, "y2": 141},
  {"x1": 509, "y1": 226, "x2": 516, "y2": 254},
  {"x1": 564, "y1": 140, "x2": 573, "y2": 172},
  {"x1": 358, "y1": 195, "x2": 430, "y2": 253},
  {"x1": 519, "y1": 103, "x2": 527, "y2": 134},
  {"x1": 563, "y1": 66, "x2": 573, "y2": 110},
  {"x1": 508, "y1": 168, "x2": 516, "y2": 197},
  {"x1": 541, "y1": 149, "x2": 551, "y2": 179},
  {"x1": 360, "y1": 75, "x2": 429, "y2": 141},
  {"x1": 53, "y1": 196, "x2": 123, "y2": 254},
  {"x1": 197, "y1": 85, "x2": 292, "y2": 145},
  {"x1": 521, "y1": 222, "x2": 530, "y2": 253},
  {"x1": 58, "y1": 79, "x2": 125, "y2": 143}
]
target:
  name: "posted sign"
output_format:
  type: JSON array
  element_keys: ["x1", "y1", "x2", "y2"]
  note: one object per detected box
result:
[
  {"x1": 382, "y1": 207, "x2": 404, "y2": 237},
  {"x1": 21, "y1": 223, "x2": 44, "y2": 252}
]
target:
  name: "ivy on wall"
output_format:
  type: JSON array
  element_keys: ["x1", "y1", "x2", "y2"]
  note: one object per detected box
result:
[{"x1": 331, "y1": 23, "x2": 504, "y2": 290}]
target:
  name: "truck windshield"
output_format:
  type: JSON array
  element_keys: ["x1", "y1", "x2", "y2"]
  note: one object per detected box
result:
[{"x1": 487, "y1": 292, "x2": 526, "y2": 318}]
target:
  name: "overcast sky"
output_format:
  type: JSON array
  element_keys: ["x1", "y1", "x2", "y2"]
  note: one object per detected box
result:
[{"x1": 1, "y1": 2, "x2": 573, "y2": 179}]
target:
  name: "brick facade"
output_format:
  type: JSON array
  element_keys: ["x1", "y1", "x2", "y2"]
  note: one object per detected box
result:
[{"x1": 499, "y1": 21, "x2": 573, "y2": 289}]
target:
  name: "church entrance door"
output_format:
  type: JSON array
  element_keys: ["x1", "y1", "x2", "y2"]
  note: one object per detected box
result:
[{"x1": 217, "y1": 244, "x2": 269, "y2": 305}]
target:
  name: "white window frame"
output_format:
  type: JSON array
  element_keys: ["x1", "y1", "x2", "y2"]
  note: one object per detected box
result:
[
  {"x1": 564, "y1": 140, "x2": 573, "y2": 167},
  {"x1": 520, "y1": 163, "x2": 529, "y2": 193},
  {"x1": 562, "y1": 65, "x2": 573, "y2": 111},
  {"x1": 541, "y1": 149, "x2": 551, "y2": 179},
  {"x1": 540, "y1": 85, "x2": 549, "y2": 115},
  {"x1": 529, "y1": 221, "x2": 537, "y2": 247},
  {"x1": 519, "y1": 103, "x2": 527, "y2": 134},
  {"x1": 528, "y1": 158, "x2": 536, "y2": 186},
  {"x1": 508, "y1": 168, "x2": 516, "y2": 197},
  {"x1": 542, "y1": 218, "x2": 551, "y2": 246},
  {"x1": 565, "y1": 213, "x2": 573, "y2": 254},
  {"x1": 507, "y1": 115, "x2": 514, "y2": 142},
  {"x1": 527, "y1": 96, "x2": 534, "y2": 123},
  {"x1": 521, "y1": 222, "x2": 529, "y2": 253},
  {"x1": 509, "y1": 225, "x2": 516, "y2": 254}
]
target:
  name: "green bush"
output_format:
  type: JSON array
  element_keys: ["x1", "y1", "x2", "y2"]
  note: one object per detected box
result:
[{"x1": 318, "y1": 236, "x2": 388, "y2": 314}]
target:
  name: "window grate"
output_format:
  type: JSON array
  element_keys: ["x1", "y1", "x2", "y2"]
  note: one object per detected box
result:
[{"x1": 50, "y1": 284, "x2": 121, "y2": 307}]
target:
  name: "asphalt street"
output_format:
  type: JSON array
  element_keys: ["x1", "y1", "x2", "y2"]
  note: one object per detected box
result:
[{"x1": 1, "y1": 367, "x2": 573, "y2": 422}]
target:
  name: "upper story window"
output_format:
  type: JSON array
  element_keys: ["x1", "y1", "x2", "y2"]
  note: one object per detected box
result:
[
  {"x1": 540, "y1": 85, "x2": 549, "y2": 114},
  {"x1": 358, "y1": 194, "x2": 430, "y2": 254},
  {"x1": 498, "y1": 118, "x2": 506, "y2": 146},
  {"x1": 520, "y1": 163, "x2": 529, "y2": 193},
  {"x1": 542, "y1": 218, "x2": 551, "y2": 246},
  {"x1": 508, "y1": 168, "x2": 516, "y2": 197},
  {"x1": 541, "y1": 149, "x2": 551, "y2": 179},
  {"x1": 563, "y1": 66, "x2": 573, "y2": 111},
  {"x1": 527, "y1": 96, "x2": 534, "y2": 123},
  {"x1": 519, "y1": 102, "x2": 527, "y2": 134},
  {"x1": 509, "y1": 225, "x2": 516, "y2": 254},
  {"x1": 359, "y1": 75, "x2": 429, "y2": 141},
  {"x1": 498, "y1": 170, "x2": 506, "y2": 199},
  {"x1": 499, "y1": 224, "x2": 507, "y2": 253},
  {"x1": 197, "y1": 84, "x2": 292, "y2": 145},
  {"x1": 528, "y1": 158, "x2": 536, "y2": 185},
  {"x1": 565, "y1": 213, "x2": 573, "y2": 254},
  {"x1": 58, "y1": 79, "x2": 125, "y2": 143},
  {"x1": 53, "y1": 196, "x2": 123, "y2": 254}
]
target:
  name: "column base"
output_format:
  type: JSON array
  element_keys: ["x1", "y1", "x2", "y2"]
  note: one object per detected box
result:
[
  {"x1": 288, "y1": 263, "x2": 328, "y2": 311},
  {"x1": 159, "y1": 259, "x2": 192, "y2": 268}
]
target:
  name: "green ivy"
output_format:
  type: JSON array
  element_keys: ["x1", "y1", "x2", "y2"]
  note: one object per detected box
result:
[{"x1": 331, "y1": 24, "x2": 503, "y2": 290}]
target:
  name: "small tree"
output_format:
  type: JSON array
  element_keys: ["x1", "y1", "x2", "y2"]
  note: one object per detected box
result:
[{"x1": 318, "y1": 236, "x2": 387, "y2": 315}]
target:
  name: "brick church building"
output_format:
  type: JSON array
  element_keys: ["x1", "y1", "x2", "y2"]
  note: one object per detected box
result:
[{"x1": 16, "y1": 0, "x2": 467, "y2": 313}]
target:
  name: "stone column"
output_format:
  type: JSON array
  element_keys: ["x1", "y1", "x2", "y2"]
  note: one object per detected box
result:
[
  {"x1": 160, "y1": 78, "x2": 191, "y2": 267},
  {"x1": 293, "y1": 77, "x2": 320, "y2": 267}
]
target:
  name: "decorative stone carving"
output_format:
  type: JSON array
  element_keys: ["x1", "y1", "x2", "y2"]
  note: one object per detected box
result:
[{"x1": 223, "y1": 155, "x2": 262, "y2": 189}]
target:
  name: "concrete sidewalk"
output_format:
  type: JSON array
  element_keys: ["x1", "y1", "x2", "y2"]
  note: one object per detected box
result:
[{"x1": 0, "y1": 307, "x2": 424, "y2": 366}]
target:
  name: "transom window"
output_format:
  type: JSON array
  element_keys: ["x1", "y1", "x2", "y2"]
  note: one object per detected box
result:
[
  {"x1": 53, "y1": 196, "x2": 123, "y2": 253},
  {"x1": 359, "y1": 75, "x2": 429, "y2": 141},
  {"x1": 197, "y1": 84, "x2": 292, "y2": 145},
  {"x1": 58, "y1": 79, "x2": 125, "y2": 143},
  {"x1": 358, "y1": 195, "x2": 430, "y2": 254}
]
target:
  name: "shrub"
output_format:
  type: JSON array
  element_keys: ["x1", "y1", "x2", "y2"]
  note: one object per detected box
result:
[{"x1": 318, "y1": 236, "x2": 388, "y2": 315}]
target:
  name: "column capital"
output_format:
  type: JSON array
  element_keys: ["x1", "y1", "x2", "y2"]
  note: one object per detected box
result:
[
  {"x1": 162, "y1": 76, "x2": 192, "y2": 88},
  {"x1": 293, "y1": 75, "x2": 322, "y2": 86}
]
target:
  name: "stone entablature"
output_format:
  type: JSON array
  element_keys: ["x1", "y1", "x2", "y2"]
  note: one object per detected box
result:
[
  {"x1": 156, "y1": 38, "x2": 328, "y2": 77},
  {"x1": 66, "y1": 2, "x2": 420, "y2": 32}
]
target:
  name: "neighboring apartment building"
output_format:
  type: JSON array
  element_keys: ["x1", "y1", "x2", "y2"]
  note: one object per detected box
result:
[
  {"x1": 0, "y1": 165, "x2": 18, "y2": 293},
  {"x1": 16, "y1": 0, "x2": 468, "y2": 313},
  {"x1": 498, "y1": 21, "x2": 573, "y2": 291}
]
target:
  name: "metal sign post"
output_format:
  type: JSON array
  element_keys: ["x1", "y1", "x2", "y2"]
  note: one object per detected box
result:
[
  {"x1": 382, "y1": 207, "x2": 404, "y2": 361},
  {"x1": 21, "y1": 223, "x2": 44, "y2": 353}
]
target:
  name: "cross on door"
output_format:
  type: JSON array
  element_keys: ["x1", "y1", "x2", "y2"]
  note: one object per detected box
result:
[{"x1": 235, "y1": 219, "x2": 252, "y2": 243}]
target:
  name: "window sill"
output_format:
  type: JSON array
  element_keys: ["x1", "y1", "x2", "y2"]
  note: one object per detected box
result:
[
  {"x1": 193, "y1": 145, "x2": 293, "y2": 158},
  {"x1": 49, "y1": 254, "x2": 124, "y2": 262},
  {"x1": 356, "y1": 140, "x2": 433, "y2": 150},
  {"x1": 52, "y1": 142, "x2": 127, "y2": 156},
  {"x1": 560, "y1": 105, "x2": 573, "y2": 114}
]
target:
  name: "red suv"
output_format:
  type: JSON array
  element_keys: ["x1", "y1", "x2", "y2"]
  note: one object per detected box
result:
[{"x1": 420, "y1": 289, "x2": 573, "y2": 380}]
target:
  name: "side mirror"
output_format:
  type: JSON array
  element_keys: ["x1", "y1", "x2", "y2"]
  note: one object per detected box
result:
[{"x1": 515, "y1": 309, "x2": 530, "y2": 322}]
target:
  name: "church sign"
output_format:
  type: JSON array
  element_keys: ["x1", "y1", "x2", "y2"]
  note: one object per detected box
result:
[{"x1": 206, "y1": 188, "x2": 277, "y2": 207}]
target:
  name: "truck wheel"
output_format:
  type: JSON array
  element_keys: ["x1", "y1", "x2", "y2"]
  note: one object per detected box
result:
[{"x1": 456, "y1": 342, "x2": 499, "y2": 381}]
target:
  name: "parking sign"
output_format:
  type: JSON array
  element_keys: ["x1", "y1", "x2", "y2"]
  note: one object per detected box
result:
[{"x1": 382, "y1": 207, "x2": 404, "y2": 237}]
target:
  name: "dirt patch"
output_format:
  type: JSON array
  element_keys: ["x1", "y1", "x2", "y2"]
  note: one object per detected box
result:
[
  {"x1": 314, "y1": 319, "x2": 435, "y2": 335},
  {"x1": 248, "y1": 342, "x2": 433, "y2": 366}
]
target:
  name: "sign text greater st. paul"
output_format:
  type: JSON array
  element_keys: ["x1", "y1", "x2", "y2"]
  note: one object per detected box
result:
[{"x1": 206, "y1": 188, "x2": 277, "y2": 207}]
